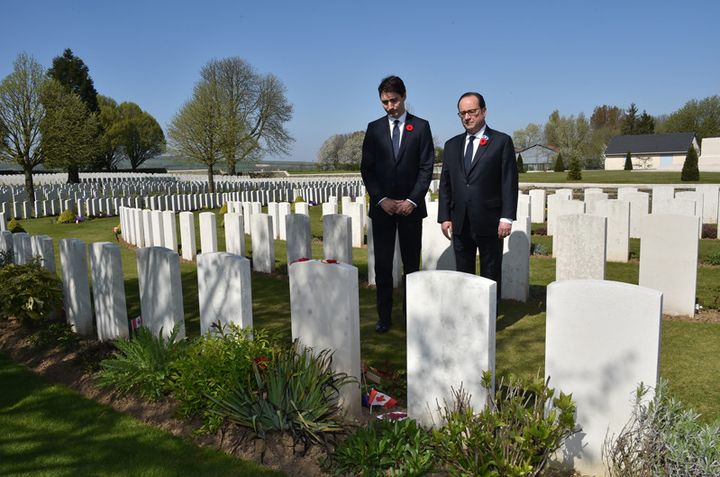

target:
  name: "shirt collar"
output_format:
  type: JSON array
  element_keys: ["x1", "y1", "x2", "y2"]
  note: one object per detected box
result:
[{"x1": 467, "y1": 125, "x2": 486, "y2": 140}]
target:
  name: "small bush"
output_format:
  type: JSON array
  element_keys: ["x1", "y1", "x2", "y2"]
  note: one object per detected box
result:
[
  {"x1": 704, "y1": 249, "x2": 720, "y2": 266},
  {"x1": 27, "y1": 321, "x2": 80, "y2": 350},
  {"x1": 328, "y1": 419, "x2": 436, "y2": 476},
  {"x1": 624, "y1": 151, "x2": 633, "y2": 171},
  {"x1": 210, "y1": 340, "x2": 354, "y2": 444},
  {"x1": 553, "y1": 153, "x2": 565, "y2": 172},
  {"x1": 218, "y1": 203, "x2": 228, "y2": 227},
  {"x1": 567, "y1": 157, "x2": 582, "y2": 180},
  {"x1": 604, "y1": 379, "x2": 720, "y2": 477},
  {"x1": 0, "y1": 250, "x2": 13, "y2": 267},
  {"x1": 517, "y1": 153, "x2": 526, "y2": 173},
  {"x1": 681, "y1": 146, "x2": 700, "y2": 181},
  {"x1": 57, "y1": 209, "x2": 76, "y2": 224},
  {"x1": 171, "y1": 325, "x2": 275, "y2": 432},
  {"x1": 0, "y1": 259, "x2": 63, "y2": 323},
  {"x1": 531, "y1": 243, "x2": 549, "y2": 256},
  {"x1": 7, "y1": 218, "x2": 25, "y2": 233},
  {"x1": 432, "y1": 372, "x2": 578, "y2": 476},
  {"x1": 98, "y1": 325, "x2": 187, "y2": 401},
  {"x1": 294, "y1": 196, "x2": 306, "y2": 203}
]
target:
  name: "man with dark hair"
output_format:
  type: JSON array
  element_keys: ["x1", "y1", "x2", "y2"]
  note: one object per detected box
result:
[
  {"x1": 438, "y1": 92, "x2": 518, "y2": 298},
  {"x1": 361, "y1": 75, "x2": 435, "y2": 332}
]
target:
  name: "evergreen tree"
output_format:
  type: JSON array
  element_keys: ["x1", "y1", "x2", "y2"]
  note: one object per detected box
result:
[
  {"x1": 621, "y1": 103, "x2": 639, "y2": 135},
  {"x1": 516, "y1": 153, "x2": 525, "y2": 173},
  {"x1": 567, "y1": 156, "x2": 582, "y2": 180},
  {"x1": 681, "y1": 146, "x2": 700, "y2": 181},
  {"x1": 624, "y1": 151, "x2": 633, "y2": 170},
  {"x1": 636, "y1": 111, "x2": 656, "y2": 134},
  {"x1": 553, "y1": 153, "x2": 565, "y2": 172}
]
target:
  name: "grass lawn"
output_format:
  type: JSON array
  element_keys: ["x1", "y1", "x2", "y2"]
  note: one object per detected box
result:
[
  {"x1": 0, "y1": 353, "x2": 283, "y2": 477},
  {"x1": 15, "y1": 206, "x2": 720, "y2": 422}
]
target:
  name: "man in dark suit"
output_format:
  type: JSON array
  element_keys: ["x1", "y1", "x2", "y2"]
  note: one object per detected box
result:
[
  {"x1": 361, "y1": 75, "x2": 435, "y2": 332},
  {"x1": 438, "y1": 92, "x2": 518, "y2": 298}
]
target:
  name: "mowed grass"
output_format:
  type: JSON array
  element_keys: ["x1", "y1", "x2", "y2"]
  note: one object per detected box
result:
[
  {"x1": 0, "y1": 353, "x2": 283, "y2": 477},
  {"x1": 518, "y1": 170, "x2": 720, "y2": 184},
  {"x1": 18, "y1": 206, "x2": 720, "y2": 422}
]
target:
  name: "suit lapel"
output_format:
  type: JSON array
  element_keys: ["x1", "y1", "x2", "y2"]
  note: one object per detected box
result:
[
  {"x1": 467, "y1": 127, "x2": 493, "y2": 176},
  {"x1": 395, "y1": 113, "x2": 413, "y2": 162}
]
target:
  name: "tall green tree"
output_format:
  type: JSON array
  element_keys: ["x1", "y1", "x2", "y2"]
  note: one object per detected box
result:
[
  {"x1": 636, "y1": 111, "x2": 656, "y2": 134},
  {"x1": 168, "y1": 81, "x2": 224, "y2": 191},
  {"x1": 590, "y1": 105, "x2": 624, "y2": 131},
  {"x1": 681, "y1": 146, "x2": 700, "y2": 181},
  {"x1": 544, "y1": 110, "x2": 597, "y2": 168},
  {"x1": 198, "y1": 57, "x2": 293, "y2": 175},
  {"x1": 516, "y1": 153, "x2": 525, "y2": 173},
  {"x1": 624, "y1": 151, "x2": 633, "y2": 170},
  {"x1": 337, "y1": 130, "x2": 365, "y2": 169},
  {"x1": 658, "y1": 96, "x2": 720, "y2": 142},
  {"x1": 40, "y1": 79, "x2": 99, "y2": 174},
  {"x1": 96, "y1": 95, "x2": 123, "y2": 170},
  {"x1": 47, "y1": 48, "x2": 100, "y2": 182},
  {"x1": 554, "y1": 153, "x2": 565, "y2": 172},
  {"x1": 567, "y1": 156, "x2": 582, "y2": 180},
  {"x1": 621, "y1": 103, "x2": 639, "y2": 135},
  {"x1": 0, "y1": 53, "x2": 47, "y2": 202},
  {"x1": 512, "y1": 123, "x2": 544, "y2": 149},
  {"x1": 112, "y1": 102, "x2": 165, "y2": 170}
]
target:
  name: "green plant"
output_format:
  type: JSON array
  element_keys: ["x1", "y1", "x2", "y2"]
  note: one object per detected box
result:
[
  {"x1": 624, "y1": 151, "x2": 633, "y2": 171},
  {"x1": 553, "y1": 153, "x2": 565, "y2": 172},
  {"x1": 705, "y1": 249, "x2": 720, "y2": 266},
  {"x1": 0, "y1": 250, "x2": 13, "y2": 267},
  {"x1": 7, "y1": 218, "x2": 25, "y2": 233},
  {"x1": 328, "y1": 418, "x2": 436, "y2": 476},
  {"x1": 57, "y1": 209, "x2": 76, "y2": 224},
  {"x1": 567, "y1": 156, "x2": 582, "y2": 180},
  {"x1": 210, "y1": 340, "x2": 354, "y2": 445},
  {"x1": 517, "y1": 153, "x2": 525, "y2": 173},
  {"x1": 604, "y1": 380, "x2": 720, "y2": 477},
  {"x1": 531, "y1": 243, "x2": 549, "y2": 256},
  {"x1": 294, "y1": 196, "x2": 306, "y2": 203},
  {"x1": 681, "y1": 146, "x2": 700, "y2": 181},
  {"x1": 0, "y1": 259, "x2": 63, "y2": 323},
  {"x1": 171, "y1": 325, "x2": 274, "y2": 432},
  {"x1": 433, "y1": 372, "x2": 577, "y2": 477},
  {"x1": 27, "y1": 321, "x2": 80, "y2": 350},
  {"x1": 97, "y1": 325, "x2": 186, "y2": 400}
]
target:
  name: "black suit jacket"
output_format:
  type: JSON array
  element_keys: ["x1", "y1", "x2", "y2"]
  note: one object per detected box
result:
[
  {"x1": 438, "y1": 126, "x2": 519, "y2": 236},
  {"x1": 361, "y1": 113, "x2": 435, "y2": 220}
]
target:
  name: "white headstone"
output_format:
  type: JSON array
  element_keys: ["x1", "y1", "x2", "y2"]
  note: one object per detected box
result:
[
  {"x1": 625, "y1": 191, "x2": 649, "y2": 238},
  {"x1": 694, "y1": 184, "x2": 719, "y2": 224},
  {"x1": 30, "y1": 235, "x2": 55, "y2": 272},
  {"x1": 529, "y1": 189, "x2": 546, "y2": 223},
  {"x1": 251, "y1": 213, "x2": 275, "y2": 273},
  {"x1": 323, "y1": 214, "x2": 352, "y2": 264},
  {"x1": 407, "y1": 270, "x2": 496, "y2": 428},
  {"x1": 639, "y1": 214, "x2": 699, "y2": 316},
  {"x1": 59, "y1": 238, "x2": 93, "y2": 336},
  {"x1": 421, "y1": 202, "x2": 455, "y2": 271},
  {"x1": 224, "y1": 212, "x2": 246, "y2": 256},
  {"x1": 199, "y1": 212, "x2": 218, "y2": 254},
  {"x1": 162, "y1": 210, "x2": 178, "y2": 252},
  {"x1": 289, "y1": 259, "x2": 361, "y2": 418},
  {"x1": 179, "y1": 211, "x2": 196, "y2": 261},
  {"x1": 137, "y1": 247, "x2": 185, "y2": 340},
  {"x1": 197, "y1": 252, "x2": 253, "y2": 335},
  {"x1": 555, "y1": 214, "x2": 606, "y2": 281},
  {"x1": 90, "y1": 242, "x2": 129, "y2": 341},
  {"x1": 545, "y1": 279, "x2": 662, "y2": 476},
  {"x1": 502, "y1": 216, "x2": 530, "y2": 301},
  {"x1": 12, "y1": 232, "x2": 31, "y2": 265},
  {"x1": 286, "y1": 213, "x2": 312, "y2": 263},
  {"x1": 586, "y1": 199, "x2": 630, "y2": 263},
  {"x1": 150, "y1": 210, "x2": 165, "y2": 247}
]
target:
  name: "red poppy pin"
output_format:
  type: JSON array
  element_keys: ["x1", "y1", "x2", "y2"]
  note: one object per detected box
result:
[
  {"x1": 479, "y1": 135, "x2": 489, "y2": 146},
  {"x1": 405, "y1": 124, "x2": 414, "y2": 132}
]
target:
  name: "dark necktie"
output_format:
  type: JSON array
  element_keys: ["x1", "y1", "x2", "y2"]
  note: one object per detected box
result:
[
  {"x1": 464, "y1": 135, "x2": 476, "y2": 171},
  {"x1": 392, "y1": 120, "x2": 400, "y2": 159}
]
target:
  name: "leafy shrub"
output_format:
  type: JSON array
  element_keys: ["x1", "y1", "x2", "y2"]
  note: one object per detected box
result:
[
  {"x1": 681, "y1": 146, "x2": 700, "y2": 181},
  {"x1": 328, "y1": 418, "x2": 436, "y2": 476},
  {"x1": 701, "y1": 224, "x2": 717, "y2": 239},
  {"x1": 210, "y1": 340, "x2": 354, "y2": 444},
  {"x1": 98, "y1": 325, "x2": 186, "y2": 400},
  {"x1": 57, "y1": 209, "x2": 76, "y2": 224},
  {"x1": 531, "y1": 243, "x2": 549, "y2": 256},
  {"x1": 27, "y1": 321, "x2": 80, "y2": 350},
  {"x1": 0, "y1": 250, "x2": 13, "y2": 267},
  {"x1": 567, "y1": 157, "x2": 582, "y2": 180},
  {"x1": 705, "y1": 249, "x2": 720, "y2": 266},
  {"x1": 7, "y1": 218, "x2": 24, "y2": 233},
  {"x1": 171, "y1": 325, "x2": 274, "y2": 432},
  {"x1": 0, "y1": 259, "x2": 63, "y2": 323},
  {"x1": 553, "y1": 153, "x2": 565, "y2": 172},
  {"x1": 604, "y1": 379, "x2": 720, "y2": 477},
  {"x1": 433, "y1": 372, "x2": 577, "y2": 476},
  {"x1": 294, "y1": 196, "x2": 305, "y2": 203}
]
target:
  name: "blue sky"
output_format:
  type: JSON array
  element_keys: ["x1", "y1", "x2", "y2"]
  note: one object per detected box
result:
[{"x1": 1, "y1": 0, "x2": 718, "y2": 163}]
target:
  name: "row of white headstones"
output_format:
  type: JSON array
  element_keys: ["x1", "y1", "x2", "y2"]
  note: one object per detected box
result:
[{"x1": 0, "y1": 184, "x2": 716, "y2": 476}]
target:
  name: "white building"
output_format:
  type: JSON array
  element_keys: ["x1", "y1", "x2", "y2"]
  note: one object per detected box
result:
[{"x1": 604, "y1": 132, "x2": 698, "y2": 170}]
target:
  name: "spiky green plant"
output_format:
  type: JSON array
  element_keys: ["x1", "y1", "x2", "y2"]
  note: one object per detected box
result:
[
  {"x1": 209, "y1": 340, "x2": 354, "y2": 444},
  {"x1": 98, "y1": 325, "x2": 186, "y2": 400}
]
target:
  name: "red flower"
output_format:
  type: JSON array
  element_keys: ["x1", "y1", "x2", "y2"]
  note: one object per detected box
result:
[
  {"x1": 254, "y1": 356, "x2": 269, "y2": 370},
  {"x1": 405, "y1": 124, "x2": 414, "y2": 132},
  {"x1": 289, "y1": 257, "x2": 310, "y2": 265},
  {"x1": 479, "y1": 135, "x2": 488, "y2": 146},
  {"x1": 323, "y1": 259, "x2": 338, "y2": 264}
]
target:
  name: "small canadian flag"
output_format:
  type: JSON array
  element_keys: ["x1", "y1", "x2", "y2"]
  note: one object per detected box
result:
[{"x1": 368, "y1": 388, "x2": 397, "y2": 409}]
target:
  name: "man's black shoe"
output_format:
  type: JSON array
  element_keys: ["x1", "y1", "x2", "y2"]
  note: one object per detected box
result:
[{"x1": 375, "y1": 321, "x2": 391, "y2": 333}]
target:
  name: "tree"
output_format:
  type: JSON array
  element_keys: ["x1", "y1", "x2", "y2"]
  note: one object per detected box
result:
[
  {"x1": 512, "y1": 123, "x2": 544, "y2": 149},
  {"x1": 621, "y1": 103, "x2": 639, "y2": 135},
  {"x1": 40, "y1": 79, "x2": 99, "y2": 174},
  {"x1": 198, "y1": 57, "x2": 293, "y2": 175},
  {"x1": 554, "y1": 153, "x2": 565, "y2": 172},
  {"x1": 636, "y1": 111, "x2": 655, "y2": 134},
  {"x1": 434, "y1": 145, "x2": 444, "y2": 164},
  {"x1": 96, "y1": 95, "x2": 123, "y2": 170},
  {"x1": 544, "y1": 110, "x2": 596, "y2": 168},
  {"x1": 516, "y1": 153, "x2": 525, "y2": 173},
  {"x1": 567, "y1": 156, "x2": 582, "y2": 180},
  {"x1": 0, "y1": 53, "x2": 47, "y2": 202},
  {"x1": 658, "y1": 96, "x2": 720, "y2": 142},
  {"x1": 47, "y1": 49, "x2": 100, "y2": 182},
  {"x1": 624, "y1": 151, "x2": 633, "y2": 170},
  {"x1": 112, "y1": 102, "x2": 165, "y2": 170},
  {"x1": 590, "y1": 105, "x2": 624, "y2": 131},
  {"x1": 168, "y1": 81, "x2": 224, "y2": 191},
  {"x1": 681, "y1": 146, "x2": 700, "y2": 181},
  {"x1": 337, "y1": 130, "x2": 364, "y2": 169},
  {"x1": 317, "y1": 133, "x2": 348, "y2": 170}
]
